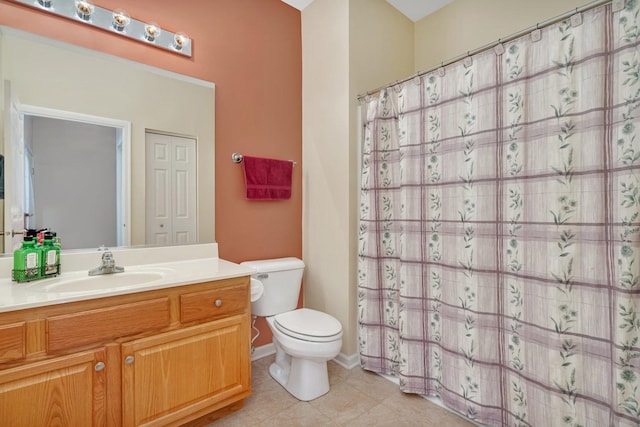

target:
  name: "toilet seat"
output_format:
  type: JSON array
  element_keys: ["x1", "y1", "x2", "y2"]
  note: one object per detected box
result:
[{"x1": 273, "y1": 308, "x2": 343, "y2": 343}]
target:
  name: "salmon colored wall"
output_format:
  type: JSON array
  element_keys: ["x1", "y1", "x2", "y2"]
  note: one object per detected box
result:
[{"x1": 0, "y1": 0, "x2": 302, "y2": 347}]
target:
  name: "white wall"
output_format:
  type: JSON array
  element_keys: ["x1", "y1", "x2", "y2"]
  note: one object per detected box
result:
[
  {"x1": 302, "y1": 0, "x2": 352, "y2": 352},
  {"x1": 414, "y1": 0, "x2": 594, "y2": 71},
  {"x1": 302, "y1": 0, "x2": 414, "y2": 355},
  {"x1": 0, "y1": 29, "x2": 215, "y2": 246}
]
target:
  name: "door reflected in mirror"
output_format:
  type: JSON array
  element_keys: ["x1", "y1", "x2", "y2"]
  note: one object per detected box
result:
[
  {"x1": 0, "y1": 26, "x2": 215, "y2": 252},
  {"x1": 145, "y1": 131, "x2": 197, "y2": 246},
  {"x1": 23, "y1": 111, "x2": 126, "y2": 250}
]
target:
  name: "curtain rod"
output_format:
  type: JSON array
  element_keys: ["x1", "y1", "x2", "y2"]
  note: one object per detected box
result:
[{"x1": 356, "y1": 0, "x2": 613, "y2": 101}]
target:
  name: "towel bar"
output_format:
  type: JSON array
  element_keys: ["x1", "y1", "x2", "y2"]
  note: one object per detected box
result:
[{"x1": 232, "y1": 152, "x2": 296, "y2": 167}]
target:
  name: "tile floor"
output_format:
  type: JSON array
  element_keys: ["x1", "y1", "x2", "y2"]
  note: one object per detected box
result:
[{"x1": 210, "y1": 355, "x2": 474, "y2": 426}]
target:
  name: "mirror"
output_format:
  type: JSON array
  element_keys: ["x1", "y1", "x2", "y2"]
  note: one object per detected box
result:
[{"x1": 0, "y1": 26, "x2": 215, "y2": 252}]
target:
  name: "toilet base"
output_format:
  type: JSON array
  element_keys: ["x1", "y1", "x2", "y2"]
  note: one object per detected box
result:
[
  {"x1": 270, "y1": 356, "x2": 330, "y2": 401},
  {"x1": 265, "y1": 314, "x2": 342, "y2": 401}
]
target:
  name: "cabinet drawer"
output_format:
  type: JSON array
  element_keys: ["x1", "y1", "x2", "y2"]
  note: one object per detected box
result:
[
  {"x1": 0, "y1": 322, "x2": 25, "y2": 363},
  {"x1": 47, "y1": 297, "x2": 170, "y2": 352},
  {"x1": 180, "y1": 283, "x2": 248, "y2": 323}
]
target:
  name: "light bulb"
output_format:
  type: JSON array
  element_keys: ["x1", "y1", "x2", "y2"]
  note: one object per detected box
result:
[
  {"x1": 144, "y1": 23, "x2": 161, "y2": 42},
  {"x1": 75, "y1": 0, "x2": 94, "y2": 21},
  {"x1": 173, "y1": 33, "x2": 189, "y2": 51},
  {"x1": 112, "y1": 10, "x2": 130, "y2": 32}
]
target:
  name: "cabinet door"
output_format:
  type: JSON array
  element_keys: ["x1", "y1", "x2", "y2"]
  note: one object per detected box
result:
[
  {"x1": 122, "y1": 315, "x2": 250, "y2": 427},
  {"x1": 0, "y1": 349, "x2": 107, "y2": 427}
]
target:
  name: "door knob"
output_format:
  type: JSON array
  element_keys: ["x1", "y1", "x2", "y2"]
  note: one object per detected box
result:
[{"x1": 124, "y1": 355, "x2": 135, "y2": 365}]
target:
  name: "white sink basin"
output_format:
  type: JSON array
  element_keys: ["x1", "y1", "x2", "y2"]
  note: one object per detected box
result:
[{"x1": 29, "y1": 271, "x2": 166, "y2": 293}]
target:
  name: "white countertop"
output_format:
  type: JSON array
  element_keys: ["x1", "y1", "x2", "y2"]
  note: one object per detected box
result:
[{"x1": 0, "y1": 243, "x2": 256, "y2": 313}]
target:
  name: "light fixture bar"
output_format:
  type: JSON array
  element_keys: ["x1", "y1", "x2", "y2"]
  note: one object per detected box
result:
[{"x1": 16, "y1": 0, "x2": 192, "y2": 57}]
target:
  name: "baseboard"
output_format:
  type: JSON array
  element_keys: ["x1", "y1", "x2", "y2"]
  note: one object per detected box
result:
[
  {"x1": 333, "y1": 352, "x2": 360, "y2": 369},
  {"x1": 251, "y1": 344, "x2": 359, "y2": 370},
  {"x1": 251, "y1": 343, "x2": 275, "y2": 361}
]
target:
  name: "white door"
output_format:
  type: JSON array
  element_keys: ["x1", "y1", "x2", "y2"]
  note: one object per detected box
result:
[
  {"x1": 3, "y1": 80, "x2": 26, "y2": 253},
  {"x1": 145, "y1": 132, "x2": 197, "y2": 245}
]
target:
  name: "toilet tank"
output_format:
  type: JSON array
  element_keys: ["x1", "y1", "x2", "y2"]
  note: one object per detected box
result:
[{"x1": 241, "y1": 257, "x2": 305, "y2": 317}]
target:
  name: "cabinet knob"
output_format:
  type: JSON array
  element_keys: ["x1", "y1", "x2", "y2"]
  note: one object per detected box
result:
[
  {"x1": 94, "y1": 362, "x2": 105, "y2": 371},
  {"x1": 124, "y1": 355, "x2": 135, "y2": 365},
  {"x1": 215, "y1": 299, "x2": 222, "y2": 307}
]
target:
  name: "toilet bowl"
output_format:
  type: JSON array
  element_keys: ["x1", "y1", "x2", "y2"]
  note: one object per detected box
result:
[
  {"x1": 241, "y1": 258, "x2": 343, "y2": 401},
  {"x1": 266, "y1": 309, "x2": 342, "y2": 401}
]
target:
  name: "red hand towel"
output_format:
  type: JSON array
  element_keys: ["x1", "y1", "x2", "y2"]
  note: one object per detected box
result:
[{"x1": 242, "y1": 155, "x2": 293, "y2": 200}]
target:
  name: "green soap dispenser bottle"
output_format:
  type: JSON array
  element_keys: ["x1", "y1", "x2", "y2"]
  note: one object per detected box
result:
[
  {"x1": 52, "y1": 232, "x2": 61, "y2": 250},
  {"x1": 13, "y1": 236, "x2": 41, "y2": 282},
  {"x1": 41, "y1": 232, "x2": 60, "y2": 277}
]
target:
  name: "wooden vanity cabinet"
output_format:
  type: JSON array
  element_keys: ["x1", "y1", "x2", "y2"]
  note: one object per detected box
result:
[{"x1": 0, "y1": 276, "x2": 251, "y2": 427}]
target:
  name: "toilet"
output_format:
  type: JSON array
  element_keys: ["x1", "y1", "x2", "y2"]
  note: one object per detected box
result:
[{"x1": 241, "y1": 257, "x2": 343, "y2": 401}]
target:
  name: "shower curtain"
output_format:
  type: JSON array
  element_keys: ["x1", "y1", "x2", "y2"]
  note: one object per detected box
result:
[{"x1": 358, "y1": 2, "x2": 640, "y2": 426}]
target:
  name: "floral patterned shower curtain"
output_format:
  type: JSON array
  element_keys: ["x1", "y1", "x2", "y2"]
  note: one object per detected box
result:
[{"x1": 358, "y1": 2, "x2": 640, "y2": 426}]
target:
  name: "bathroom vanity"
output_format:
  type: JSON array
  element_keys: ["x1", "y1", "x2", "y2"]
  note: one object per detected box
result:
[{"x1": 0, "y1": 244, "x2": 254, "y2": 426}]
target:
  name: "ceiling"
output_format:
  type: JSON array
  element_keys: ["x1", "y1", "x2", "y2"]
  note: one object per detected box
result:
[{"x1": 281, "y1": 0, "x2": 454, "y2": 22}]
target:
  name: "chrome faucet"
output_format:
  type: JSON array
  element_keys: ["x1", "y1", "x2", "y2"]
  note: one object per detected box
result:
[{"x1": 88, "y1": 247, "x2": 125, "y2": 276}]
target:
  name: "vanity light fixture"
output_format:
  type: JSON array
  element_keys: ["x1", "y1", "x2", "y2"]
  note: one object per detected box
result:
[{"x1": 17, "y1": 0, "x2": 192, "y2": 57}]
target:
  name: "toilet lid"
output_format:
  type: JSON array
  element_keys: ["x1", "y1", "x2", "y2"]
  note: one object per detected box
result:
[{"x1": 274, "y1": 308, "x2": 343, "y2": 342}]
